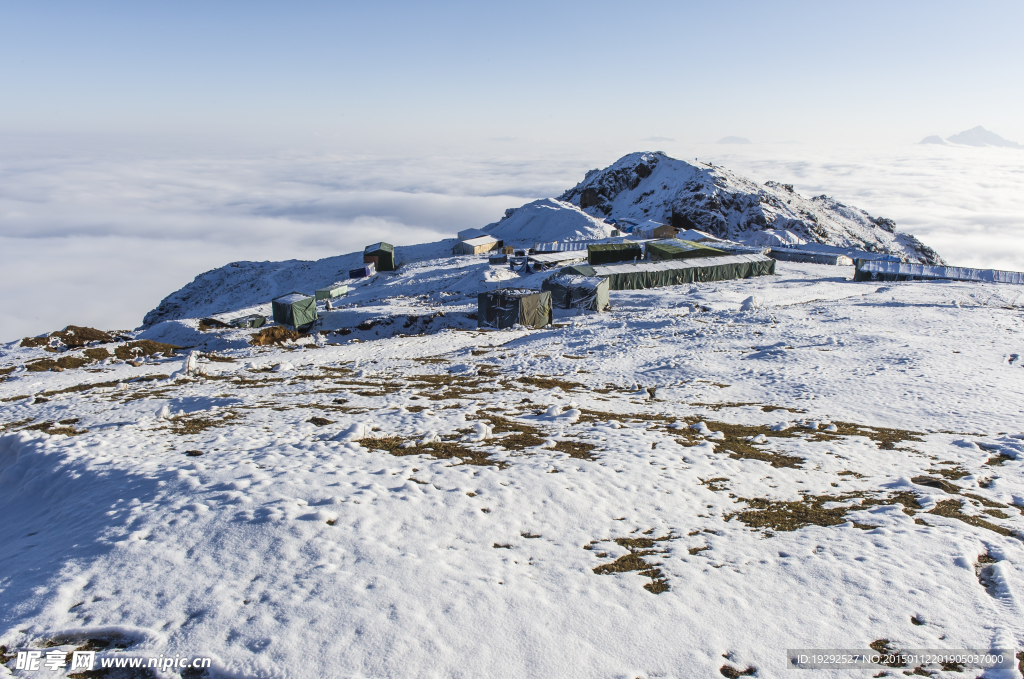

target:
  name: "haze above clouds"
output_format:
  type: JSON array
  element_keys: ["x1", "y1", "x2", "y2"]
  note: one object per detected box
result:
[{"x1": 1, "y1": 0, "x2": 1022, "y2": 341}]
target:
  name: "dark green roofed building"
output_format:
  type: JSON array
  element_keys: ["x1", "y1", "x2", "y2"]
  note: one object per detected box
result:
[
  {"x1": 272, "y1": 292, "x2": 318, "y2": 329},
  {"x1": 364, "y1": 242, "x2": 396, "y2": 271},
  {"x1": 587, "y1": 242, "x2": 642, "y2": 266},
  {"x1": 646, "y1": 239, "x2": 725, "y2": 261}
]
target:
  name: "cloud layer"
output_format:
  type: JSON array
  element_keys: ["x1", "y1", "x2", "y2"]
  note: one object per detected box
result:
[{"x1": 2, "y1": 143, "x2": 1021, "y2": 342}]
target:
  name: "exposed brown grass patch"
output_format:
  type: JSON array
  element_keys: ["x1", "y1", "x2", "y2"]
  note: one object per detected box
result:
[
  {"x1": 516, "y1": 375, "x2": 582, "y2": 391},
  {"x1": 551, "y1": 440, "x2": 597, "y2": 460},
  {"x1": 728, "y1": 491, "x2": 923, "y2": 533},
  {"x1": 166, "y1": 411, "x2": 240, "y2": 435},
  {"x1": 809, "y1": 421, "x2": 924, "y2": 450},
  {"x1": 592, "y1": 534, "x2": 675, "y2": 594},
  {"x1": 929, "y1": 499, "x2": 1017, "y2": 537},
  {"x1": 358, "y1": 436, "x2": 507, "y2": 469}
]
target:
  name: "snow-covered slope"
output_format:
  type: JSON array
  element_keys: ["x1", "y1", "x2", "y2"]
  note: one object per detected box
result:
[
  {"x1": 483, "y1": 198, "x2": 615, "y2": 244},
  {"x1": 2, "y1": 262, "x2": 1023, "y2": 679},
  {"x1": 558, "y1": 152, "x2": 944, "y2": 264}
]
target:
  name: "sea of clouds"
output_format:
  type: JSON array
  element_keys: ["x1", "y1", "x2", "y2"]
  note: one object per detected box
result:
[{"x1": 1, "y1": 141, "x2": 1021, "y2": 342}]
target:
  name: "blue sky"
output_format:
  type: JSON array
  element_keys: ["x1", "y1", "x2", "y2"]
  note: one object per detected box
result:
[{"x1": 2, "y1": 0, "x2": 1022, "y2": 148}]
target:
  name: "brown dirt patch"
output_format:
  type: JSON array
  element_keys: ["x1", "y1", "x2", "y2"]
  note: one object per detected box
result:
[
  {"x1": 114, "y1": 340, "x2": 180, "y2": 359},
  {"x1": 26, "y1": 355, "x2": 92, "y2": 372},
  {"x1": 250, "y1": 326, "x2": 305, "y2": 346}
]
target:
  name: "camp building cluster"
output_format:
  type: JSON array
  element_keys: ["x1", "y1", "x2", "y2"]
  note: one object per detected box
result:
[{"x1": 241, "y1": 222, "x2": 1024, "y2": 334}]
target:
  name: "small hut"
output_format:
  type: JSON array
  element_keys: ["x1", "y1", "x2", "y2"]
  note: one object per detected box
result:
[
  {"x1": 455, "y1": 235, "x2": 503, "y2": 255},
  {"x1": 272, "y1": 293, "x2": 318, "y2": 329},
  {"x1": 364, "y1": 243, "x2": 396, "y2": 271},
  {"x1": 477, "y1": 289, "x2": 552, "y2": 329}
]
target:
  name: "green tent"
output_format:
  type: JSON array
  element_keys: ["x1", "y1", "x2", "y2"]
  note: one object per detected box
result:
[
  {"x1": 647, "y1": 239, "x2": 725, "y2": 261},
  {"x1": 541, "y1": 275, "x2": 610, "y2": 311},
  {"x1": 587, "y1": 242, "x2": 642, "y2": 266},
  {"x1": 364, "y1": 242, "x2": 396, "y2": 271},
  {"x1": 315, "y1": 283, "x2": 349, "y2": 300},
  {"x1": 593, "y1": 254, "x2": 775, "y2": 291},
  {"x1": 559, "y1": 263, "x2": 597, "y2": 277},
  {"x1": 272, "y1": 292, "x2": 318, "y2": 329},
  {"x1": 477, "y1": 289, "x2": 552, "y2": 329}
]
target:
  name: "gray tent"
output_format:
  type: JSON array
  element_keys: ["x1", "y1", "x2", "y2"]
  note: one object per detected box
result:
[
  {"x1": 272, "y1": 293, "x2": 318, "y2": 329},
  {"x1": 364, "y1": 243, "x2": 396, "y2": 271},
  {"x1": 542, "y1": 275, "x2": 610, "y2": 311},
  {"x1": 477, "y1": 289, "x2": 552, "y2": 329},
  {"x1": 592, "y1": 254, "x2": 775, "y2": 290}
]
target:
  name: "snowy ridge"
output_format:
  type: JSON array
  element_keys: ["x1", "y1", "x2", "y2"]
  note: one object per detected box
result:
[
  {"x1": 483, "y1": 198, "x2": 615, "y2": 244},
  {"x1": 557, "y1": 152, "x2": 944, "y2": 265}
]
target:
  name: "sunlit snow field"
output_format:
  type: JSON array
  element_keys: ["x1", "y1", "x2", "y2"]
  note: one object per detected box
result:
[{"x1": 1, "y1": 256, "x2": 1023, "y2": 678}]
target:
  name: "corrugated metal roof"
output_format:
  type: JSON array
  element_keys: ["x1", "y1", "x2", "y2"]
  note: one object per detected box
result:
[
  {"x1": 463, "y1": 235, "x2": 499, "y2": 246},
  {"x1": 527, "y1": 251, "x2": 587, "y2": 264}
]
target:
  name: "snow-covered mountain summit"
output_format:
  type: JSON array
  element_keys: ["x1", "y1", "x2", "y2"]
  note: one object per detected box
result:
[{"x1": 557, "y1": 152, "x2": 943, "y2": 264}]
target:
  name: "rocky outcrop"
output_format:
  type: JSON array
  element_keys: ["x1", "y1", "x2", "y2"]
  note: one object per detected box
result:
[{"x1": 558, "y1": 151, "x2": 944, "y2": 264}]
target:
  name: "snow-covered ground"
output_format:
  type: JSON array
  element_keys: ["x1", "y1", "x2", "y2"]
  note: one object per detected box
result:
[{"x1": 2, "y1": 259, "x2": 1023, "y2": 678}]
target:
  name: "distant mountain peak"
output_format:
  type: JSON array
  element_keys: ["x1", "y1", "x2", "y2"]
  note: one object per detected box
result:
[
  {"x1": 918, "y1": 135, "x2": 947, "y2": 145},
  {"x1": 946, "y1": 126, "x2": 1022, "y2": 149}
]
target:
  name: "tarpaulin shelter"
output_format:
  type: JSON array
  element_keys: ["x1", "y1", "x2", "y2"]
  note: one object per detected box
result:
[
  {"x1": 454, "y1": 235, "x2": 503, "y2": 255},
  {"x1": 489, "y1": 254, "x2": 509, "y2": 265},
  {"x1": 364, "y1": 243, "x2": 396, "y2": 271},
  {"x1": 528, "y1": 251, "x2": 587, "y2": 268},
  {"x1": 559, "y1": 264, "x2": 597, "y2": 277},
  {"x1": 230, "y1": 314, "x2": 266, "y2": 329},
  {"x1": 854, "y1": 260, "x2": 1024, "y2": 284},
  {"x1": 350, "y1": 263, "x2": 376, "y2": 278},
  {"x1": 315, "y1": 283, "x2": 349, "y2": 300},
  {"x1": 769, "y1": 249, "x2": 854, "y2": 266},
  {"x1": 477, "y1": 288, "x2": 552, "y2": 329},
  {"x1": 272, "y1": 293, "x2": 318, "y2": 329},
  {"x1": 592, "y1": 254, "x2": 775, "y2": 291},
  {"x1": 588, "y1": 242, "x2": 643, "y2": 266},
  {"x1": 542, "y1": 275, "x2": 610, "y2": 311},
  {"x1": 647, "y1": 239, "x2": 725, "y2": 261}
]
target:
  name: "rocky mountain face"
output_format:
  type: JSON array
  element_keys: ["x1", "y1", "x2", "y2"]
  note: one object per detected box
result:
[{"x1": 557, "y1": 151, "x2": 944, "y2": 264}]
